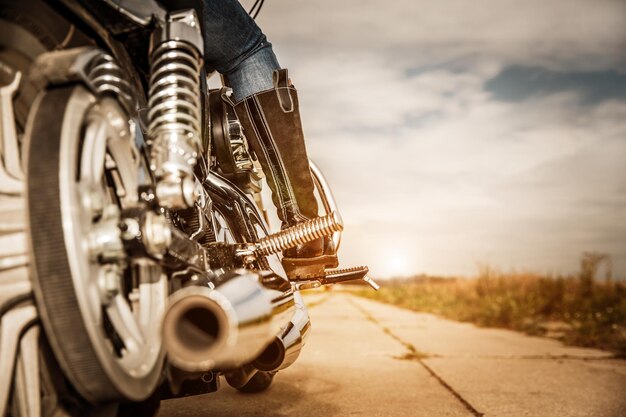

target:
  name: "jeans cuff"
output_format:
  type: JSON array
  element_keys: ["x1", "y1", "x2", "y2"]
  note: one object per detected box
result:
[{"x1": 225, "y1": 44, "x2": 280, "y2": 103}]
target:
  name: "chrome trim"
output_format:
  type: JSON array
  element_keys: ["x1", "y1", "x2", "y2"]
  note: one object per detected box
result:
[
  {"x1": 363, "y1": 275, "x2": 381, "y2": 291},
  {"x1": 309, "y1": 160, "x2": 343, "y2": 251},
  {"x1": 204, "y1": 173, "x2": 267, "y2": 243},
  {"x1": 162, "y1": 270, "x2": 296, "y2": 372},
  {"x1": 101, "y1": 0, "x2": 166, "y2": 26},
  {"x1": 148, "y1": 10, "x2": 204, "y2": 209},
  {"x1": 253, "y1": 290, "x2": 310, "y2": 372}
]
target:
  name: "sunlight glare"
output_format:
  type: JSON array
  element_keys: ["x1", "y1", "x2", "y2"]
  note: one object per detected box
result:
[{"x1": 384, "y1": 251, "x2": 410, "y2": 278}]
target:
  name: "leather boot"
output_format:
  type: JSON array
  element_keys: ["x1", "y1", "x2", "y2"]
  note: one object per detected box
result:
[{"x1": 232, "y1": 68, "x2": 338, "y2": 279}]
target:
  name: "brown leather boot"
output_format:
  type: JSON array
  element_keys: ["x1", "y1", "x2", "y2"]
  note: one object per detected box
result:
[{"x1": 232, "y1": 69, "x2": 338, "y2": 279}]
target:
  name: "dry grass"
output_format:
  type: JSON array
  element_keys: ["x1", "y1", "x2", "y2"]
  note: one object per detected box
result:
[{"x1": 354, "y1": 265, "x2": 626, "y2": 356}]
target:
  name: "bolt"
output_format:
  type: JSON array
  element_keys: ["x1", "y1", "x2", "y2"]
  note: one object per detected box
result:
[
  {"x1": 120, "y1": 218, "x2": 141, "y2": 241},
  {"x1": 139, "y1": 186, "x2": 157, "y2": 204},
  {"x1": 243, "y1": 255, "x2": 256, "y2": 266}
]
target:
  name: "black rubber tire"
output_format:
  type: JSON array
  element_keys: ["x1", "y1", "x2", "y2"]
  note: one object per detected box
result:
[{"x1": 235, "y1": 371, "x2": 275, "y2": 394}]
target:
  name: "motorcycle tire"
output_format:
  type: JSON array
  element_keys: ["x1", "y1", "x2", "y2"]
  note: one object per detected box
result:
[{"x1": 27, "y1": 83, "x2": 166, "y2": 407}]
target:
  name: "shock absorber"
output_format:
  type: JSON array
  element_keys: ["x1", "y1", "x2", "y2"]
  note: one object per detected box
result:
[{"x1": 148, "y1": 10, "x2": 204, "y2": 209}]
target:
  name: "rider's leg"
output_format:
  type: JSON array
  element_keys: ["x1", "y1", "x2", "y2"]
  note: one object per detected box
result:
[
  {"x1": 202, "y1": 0, "x2": 338, "y2": 278},
  {"x1": 201, "y1": 0, "x2": 278, "y2": 101}
]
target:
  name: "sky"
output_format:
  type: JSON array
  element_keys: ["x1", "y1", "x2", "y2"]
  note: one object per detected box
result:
[{"x1": 241, "y1": 0, "x2": 626, "y2": 279}]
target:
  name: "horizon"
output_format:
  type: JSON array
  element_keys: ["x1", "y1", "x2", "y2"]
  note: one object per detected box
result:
[{"x1": 243, "y1": 0, "x2": 626, "y2": 279}]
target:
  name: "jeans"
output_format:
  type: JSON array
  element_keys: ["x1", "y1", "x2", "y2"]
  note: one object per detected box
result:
[{"x1": 202, "y1": 0, "x2": 280, "y2": 102}]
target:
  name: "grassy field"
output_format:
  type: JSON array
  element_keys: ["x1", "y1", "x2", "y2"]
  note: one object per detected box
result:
[{"x1": 354, "y1": 262, "x2": 626, "y2": 356}]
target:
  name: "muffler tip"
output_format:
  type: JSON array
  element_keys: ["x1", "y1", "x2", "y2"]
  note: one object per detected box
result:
[
  {"x1": 253, "y1": 338, "x2": 286, "y2": 372},
  {"x1": 162, "y1": 286, "x2": 228, "y2": 371},
  {"x1": 162, "y1": 271, "x2": 295, "y2": 372}
]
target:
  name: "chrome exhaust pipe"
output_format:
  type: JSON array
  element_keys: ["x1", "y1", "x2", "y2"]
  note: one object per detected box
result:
[
  {"x1": 224, "y1": 291, "x2": 311, "y2": 390},
  {"x1": 252, "y1": 291, "x2": 311, "y2": 372},
  {"x1": 162, "y1": 270, "x2": 295, "y2": 372}
]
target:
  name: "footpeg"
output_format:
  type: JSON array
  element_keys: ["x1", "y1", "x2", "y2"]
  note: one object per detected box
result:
[
  {"x1": 251, "y1": 214, "x2": 379, "y2": 290},
  {"x1": 292, "y1": 266, "x2": 379, "y2": 291},
  {"x1": 321, "y1": 266, "x2": 369, "y2": 284}
]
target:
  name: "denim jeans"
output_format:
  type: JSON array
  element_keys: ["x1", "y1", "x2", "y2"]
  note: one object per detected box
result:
[{"x1": 202, "y1": 0, "x2": 280, "y2": 102}]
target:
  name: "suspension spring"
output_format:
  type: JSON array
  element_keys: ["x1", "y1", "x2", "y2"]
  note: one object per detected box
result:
[
  {"x1": 255, "y1": 212, "x2": 344, "y2": 256},
  {"x1": 84, "y1": 52, "x2": 134, "y2": 112},
  {"x1": 147, "y1": 39, "x2": 203, "y2": 208}
]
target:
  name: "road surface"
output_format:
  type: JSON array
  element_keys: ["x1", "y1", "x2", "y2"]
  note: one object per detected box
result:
[{"x1": 159, "y1": 292, "x2": 626, "y2": 417}]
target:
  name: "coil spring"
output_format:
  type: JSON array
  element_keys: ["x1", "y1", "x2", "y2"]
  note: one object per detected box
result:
[
  {"x1": 85, "y1": 52, "x2": 134, "y2": 112},
  {"x1": 255, "y1": 212, "x2": 343, "y2": 256},
  {"x1": 147, "y1": 40, "x2": 202, "y2": 159}
]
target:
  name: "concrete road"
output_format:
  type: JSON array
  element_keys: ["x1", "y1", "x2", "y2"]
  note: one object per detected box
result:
[{"x1": 159, "y1": 292, "x2": 626, "y2": 417}]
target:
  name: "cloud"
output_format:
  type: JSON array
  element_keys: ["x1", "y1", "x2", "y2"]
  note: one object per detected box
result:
[
  {"x1": 256, "y1": 0, "x2": 626, "y2": 70},
  {"x1": 485, "y1": 66, "x2": 626, "y2": 105},
  {"x1": 240, "y1": 0, "x2": 626, "y2": 277}
]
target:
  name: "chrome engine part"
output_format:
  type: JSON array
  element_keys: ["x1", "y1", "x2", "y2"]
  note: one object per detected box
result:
[
  {"x1": 162, "y1": 270, "x2": 295, "y2": 372},
  {"x1": 310, "y1": 160, "x2": 343, "y2": 251},
  {"x1": 209, "y1": 88, "x2": 263, "y2": 194},
  {"x1": 148, "y1": 10, "x2": 204, "y2": 209},
  {"x1": 252, "y1": 290, "x2": 311, "y2": 372},
  {"x1": 83, "y1": 52, "x2": 136, "y2": 112},
  {"x1": 31, "y1": 48, "x2": 136, "y2": 115}
]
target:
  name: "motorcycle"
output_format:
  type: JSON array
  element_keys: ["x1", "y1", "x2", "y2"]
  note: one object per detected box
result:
[{"x1": 0, "y1": 0, "x2": 378, "y2": 416}]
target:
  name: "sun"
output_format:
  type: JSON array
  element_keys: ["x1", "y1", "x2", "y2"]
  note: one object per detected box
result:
[{"x1": 384, "y1": 251, "x2": 410, "y2": 278}]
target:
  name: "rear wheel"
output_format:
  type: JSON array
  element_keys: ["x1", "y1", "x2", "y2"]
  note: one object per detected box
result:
[{"x1": 26, "y1": 85, "x2": 166, "y2": 404}]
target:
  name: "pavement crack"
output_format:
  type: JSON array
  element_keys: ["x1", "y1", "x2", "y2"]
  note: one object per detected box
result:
[
  {"x1": 455, "y1": 354, "x2": 617, "y2": 361},
  {"x1": 393, "y1": 351, "x2": 433, "y2": 361},
  {"x1": 416, "y1": 359, "x2": 485, "y2": 417},
  {"x1": 347, "y1": 296, "x2": 485, "y2": 417}
]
